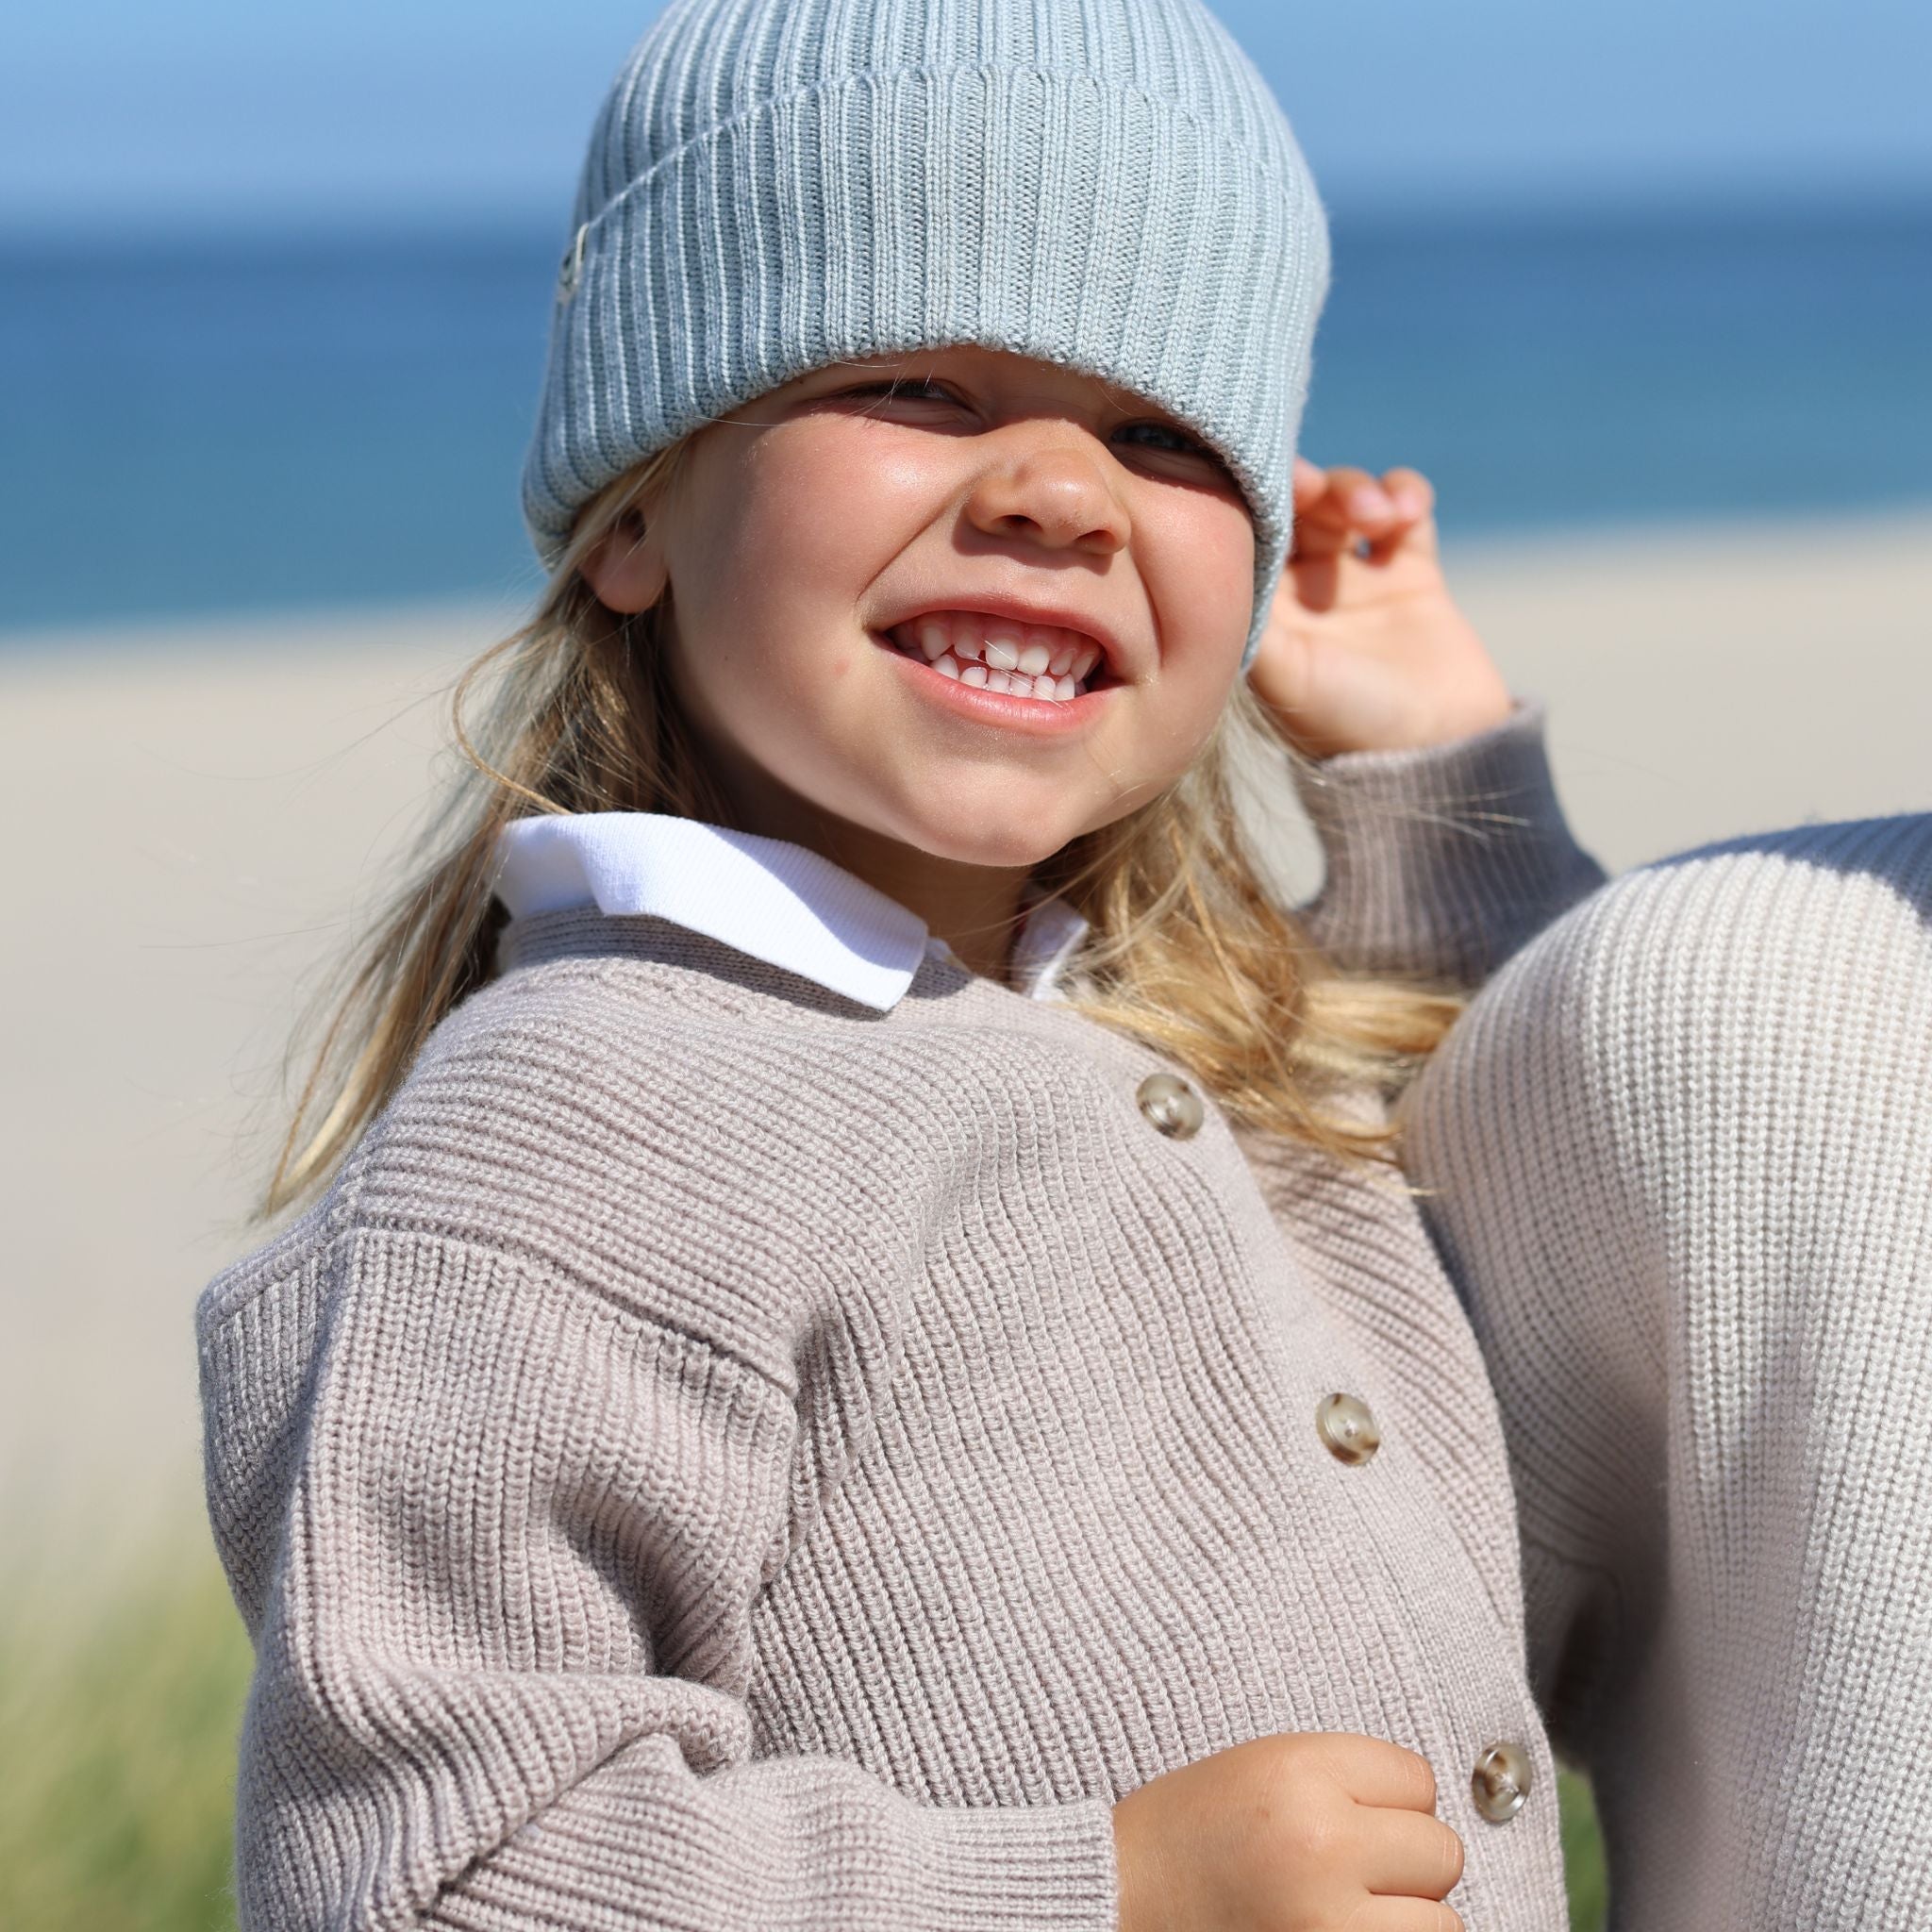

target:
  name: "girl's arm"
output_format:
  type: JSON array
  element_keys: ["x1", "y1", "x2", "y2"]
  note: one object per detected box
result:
[
  {"x1": 1257, "y1": 458, "x2": 1607, "y2": 989},
  {"x1": 198, "y1": 1002, "x2": 1120, "y2": 1932},
  {"x1": 1288, "y1": 698, "x2": 1606, "y2": 987}
]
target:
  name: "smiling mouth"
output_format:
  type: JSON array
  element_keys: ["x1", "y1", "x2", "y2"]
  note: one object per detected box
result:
[{"x1": 880, "y1": 610, "x2": 1116, "y2": 706}]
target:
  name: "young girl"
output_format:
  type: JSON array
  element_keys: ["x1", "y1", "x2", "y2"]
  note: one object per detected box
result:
[{"x1": 195, "y1": 2, "x2": 1606, "y2": 1927}]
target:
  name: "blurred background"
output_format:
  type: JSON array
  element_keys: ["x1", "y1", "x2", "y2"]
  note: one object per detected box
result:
[{"x1": 3, "y1": 2, "x2": 1928, "y2": 1925}]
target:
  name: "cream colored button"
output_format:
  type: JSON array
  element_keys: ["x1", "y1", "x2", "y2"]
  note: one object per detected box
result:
[
  {"x1": 1136, "y1": 1072, "x2": 1204, "y2": 1140},
  {"x1": 1315, "y1": 1392, "x2": 1380, "y2": 1466},
  {"x1": 1471, "y1": 1741, "x2": 1532, "y2": 1823}
]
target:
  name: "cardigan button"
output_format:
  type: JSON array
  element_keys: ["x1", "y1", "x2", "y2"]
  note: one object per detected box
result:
[
  {"x1": 1315, "y1": 1392, "x2": 1381, "y2": 1466},
  {"x1": 1136, "y1": 1072, "x2": 1204, "y2": 1140},
  {"x1": 1471, "y1": 1740, "x2": 1532, "y2": 1823}
]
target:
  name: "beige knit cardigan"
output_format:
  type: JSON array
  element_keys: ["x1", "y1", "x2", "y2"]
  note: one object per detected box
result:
[{"x1": 197, "y1": 707, "x2": 1603, "y2": 1931}]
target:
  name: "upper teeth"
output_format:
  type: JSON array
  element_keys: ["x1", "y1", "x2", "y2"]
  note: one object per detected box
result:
[{"x1": 891, "y1": 612, "x2": 1104, "y2": 704}]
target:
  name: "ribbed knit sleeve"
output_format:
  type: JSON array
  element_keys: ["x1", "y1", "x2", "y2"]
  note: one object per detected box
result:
[
  {"x1": 1291, "y1": 697, "x2": 1607, "y2": 989},
  {"x1": 210, "y1": 1223, "x2": 1119, "y2": 1932},
  {"x1": 1397, "y1": 815, "x2": 1932, "y2": 1931}
]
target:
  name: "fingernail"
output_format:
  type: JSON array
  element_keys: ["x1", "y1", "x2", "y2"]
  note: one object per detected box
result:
[
  {"x1": 1394, "y1": 487, "x2": 1425, "y2": 516},
  {"x1": 1351, "y1": 486, "x2": 1391, "y2": 518}
]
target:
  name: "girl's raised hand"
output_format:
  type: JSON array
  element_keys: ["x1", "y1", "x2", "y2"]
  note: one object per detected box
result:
[{"x1": 1247, "y1": 457, "x2": 1515, "y2": 761}]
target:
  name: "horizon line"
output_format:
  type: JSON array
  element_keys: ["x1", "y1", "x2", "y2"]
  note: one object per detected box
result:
[{"x1": 2, "y1": 176, "x2": 1928, "y2": 250}]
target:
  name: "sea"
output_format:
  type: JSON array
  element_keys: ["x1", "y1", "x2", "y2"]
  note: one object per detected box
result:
[{"x1": 2, "y1": 192, "x2": 1927, "y2": 637}]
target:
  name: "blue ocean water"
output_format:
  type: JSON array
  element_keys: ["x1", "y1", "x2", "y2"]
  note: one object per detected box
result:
[{"x1": 2, "y1": 195, "x2": 1927, "y2": 635}]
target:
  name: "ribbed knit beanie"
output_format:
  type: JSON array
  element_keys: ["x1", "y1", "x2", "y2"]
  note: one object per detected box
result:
[{"x1": 522, "y1": 0, "x2": 1331, "y2": 673}]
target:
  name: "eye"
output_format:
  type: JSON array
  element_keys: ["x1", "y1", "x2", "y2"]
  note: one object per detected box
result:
[
  {"x1": 838, "y1": 376, "x2": 961, "y2": 408},
  {"x1": 826, "y1": 380, "x2": 1221, "y2": 475},
  {"x1": 1115, "y1": 419, "x2": 1226, "y2": 466}
]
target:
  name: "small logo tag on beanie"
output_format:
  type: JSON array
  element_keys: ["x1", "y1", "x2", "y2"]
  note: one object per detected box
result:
[{"x1": 556, "y1": 224, "x2": 589, "y2": 305}]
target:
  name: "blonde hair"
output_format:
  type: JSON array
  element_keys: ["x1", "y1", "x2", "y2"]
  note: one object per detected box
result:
[{"x1": 255, "y1": 438, "x2": 1462, "y2": 1224}]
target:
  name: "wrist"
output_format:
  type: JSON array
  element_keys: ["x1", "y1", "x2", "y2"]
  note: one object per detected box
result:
[
  {"x1": 1401, "y1": 680, "x2": 1519, "y2": 755},
  {"x1": 1266, "y1": 685, "x2": 1519, "y2": 763}
]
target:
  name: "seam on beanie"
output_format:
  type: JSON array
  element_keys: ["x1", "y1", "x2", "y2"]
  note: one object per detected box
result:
[{"x1": 572, "y1": 62, "x2": 1313, "y2": 248}]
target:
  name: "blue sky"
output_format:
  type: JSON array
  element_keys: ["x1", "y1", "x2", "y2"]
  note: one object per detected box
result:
[{"x1": 5, "y1": 0, "x2": 1929, "y2": 230}]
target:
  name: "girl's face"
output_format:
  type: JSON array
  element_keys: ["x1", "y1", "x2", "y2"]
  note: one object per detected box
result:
[{"x1": 587, "y1": 344, "x2": 1256, "y2": 874}]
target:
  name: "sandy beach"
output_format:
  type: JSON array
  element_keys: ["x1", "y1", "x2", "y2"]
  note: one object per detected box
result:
[{"x1": 5, "y1": 504, "x2": 1930, "y2": 1549}]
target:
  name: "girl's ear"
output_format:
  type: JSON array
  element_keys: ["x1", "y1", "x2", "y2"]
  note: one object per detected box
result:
[{"x1": 580, "y1": 508, "x2": 669, "y2": 613}]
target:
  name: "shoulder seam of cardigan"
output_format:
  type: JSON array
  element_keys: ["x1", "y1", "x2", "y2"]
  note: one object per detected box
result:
[
  {"x1": 382, "y1": 1222, "x2": 804, "y2": 1404},
  {"x1": 201, "y1": 1213, "x2": 803, "y2": 1414},
  {"x1": 195, "y1": 1105, "x2": 392, "y2": 1335}
]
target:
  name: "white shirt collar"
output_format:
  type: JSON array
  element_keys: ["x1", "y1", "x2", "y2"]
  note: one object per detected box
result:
[{"x1": 491, "y1": 812, "x2": 1091, "y2": 1011}]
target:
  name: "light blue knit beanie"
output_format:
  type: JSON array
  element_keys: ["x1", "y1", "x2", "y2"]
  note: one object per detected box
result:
[{"x1": 522, "y1": 0, "x2": 1331, "y2": 673}]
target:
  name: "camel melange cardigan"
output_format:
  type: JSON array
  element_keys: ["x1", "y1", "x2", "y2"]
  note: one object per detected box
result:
[{"x1": 197, "y1": 706, "x2": 1603, "y2": 1932}]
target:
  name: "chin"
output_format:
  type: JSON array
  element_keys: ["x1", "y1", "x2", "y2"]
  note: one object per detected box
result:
[{"x1": 898, "y1": 814, "x2": 1074, "y2": 873}]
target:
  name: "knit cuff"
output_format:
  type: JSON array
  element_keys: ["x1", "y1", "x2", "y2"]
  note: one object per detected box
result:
[
  {"x1": 918, "y1": 1795, "x2": 1122, "y2": 1929},
  {"x1": 1291, "y1": 697, "x2": 1607, "y2": 988},
  {"x1": 425, "y1": 1773, "x2": 1122, "y2": 1932}
]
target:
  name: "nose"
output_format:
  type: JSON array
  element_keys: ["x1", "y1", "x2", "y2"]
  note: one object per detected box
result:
[{"x1": 962, "y1": 431, "x2": 1131, "y2": 558}]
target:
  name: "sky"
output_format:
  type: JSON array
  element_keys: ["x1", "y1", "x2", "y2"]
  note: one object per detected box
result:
[{"x1": 4, "y1": 0, "x2": 1929, "y2": 231}]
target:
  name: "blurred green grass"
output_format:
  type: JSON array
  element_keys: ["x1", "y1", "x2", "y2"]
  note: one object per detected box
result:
[
  {"x1": 1, "y1": 1525, "x2": 1609, "y2": 1931},
  {"x1": 1, "y1": 1524, "x2": 249, "y2": 1932},
  {"x1": 1558, "y1": 1766, "x2": 1608, "y2": 1929}
]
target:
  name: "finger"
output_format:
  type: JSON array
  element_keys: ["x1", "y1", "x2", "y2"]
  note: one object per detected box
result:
[
  {"x1": 1347, "y1": 466, "x2": 1437, "y2": 565},
  {"x1": 1295, "y1": 463, "x2": 1384, "y2": 526},
  {"x1": 1357, "y1": 1809, "x2": 1466, "y2": 1901},
  {"x1": 1292, "y1": 453, "x2": 1329, "y2": 504},
  {"x1": 1289, "y1": 460, "x2": 1433, "y2": 563},
  {"x1": 1378, "y1": 465, "x2": 1436, "y2": 522},
  {"x1": 1294, "y1": 464, "x2": 1415, "y2": 567},
  {"x1": 1291, "y1": 513, "x2": 1365, "y2": 561},
  {"x1": 1345, "y1": 1898, "x2": 1464, "y2": 1932},
  {"x1": 1310, "y1": 1735, "x2": 1441, "y2": 1813},
  {"x1": 1330, "y1": 464, "x2": 1408, "y2": 534},
  {"x1": 1289, "y1": 466, "x2": 1378, "y2": 560}
]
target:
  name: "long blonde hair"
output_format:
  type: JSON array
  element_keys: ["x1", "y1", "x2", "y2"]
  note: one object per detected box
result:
[{"x1": 256, "y1": 438, "x2": 1462, "y2": 1223}]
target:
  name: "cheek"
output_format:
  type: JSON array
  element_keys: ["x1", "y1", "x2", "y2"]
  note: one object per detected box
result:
[
  {"x1": 1144, "y1": 495, "x2": 1257, "y2": 677},
  {"x1": 1113, "y1": 501, "x2": 1256, "y2": 784},
  {"x1": 1197, "y1": 506, "x2": 1259, "y2": 642},
  {"x1": 658, "y1": 422, "x2": 929, "y2": 792},
  {"x1": 698, "y1": 423, "x2": 916, "y2": 626}
]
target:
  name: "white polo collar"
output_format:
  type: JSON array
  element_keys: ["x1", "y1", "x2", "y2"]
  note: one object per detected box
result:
[{"x1": 491, "y1": 812, "x2": 1091, "y2": 1010}]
